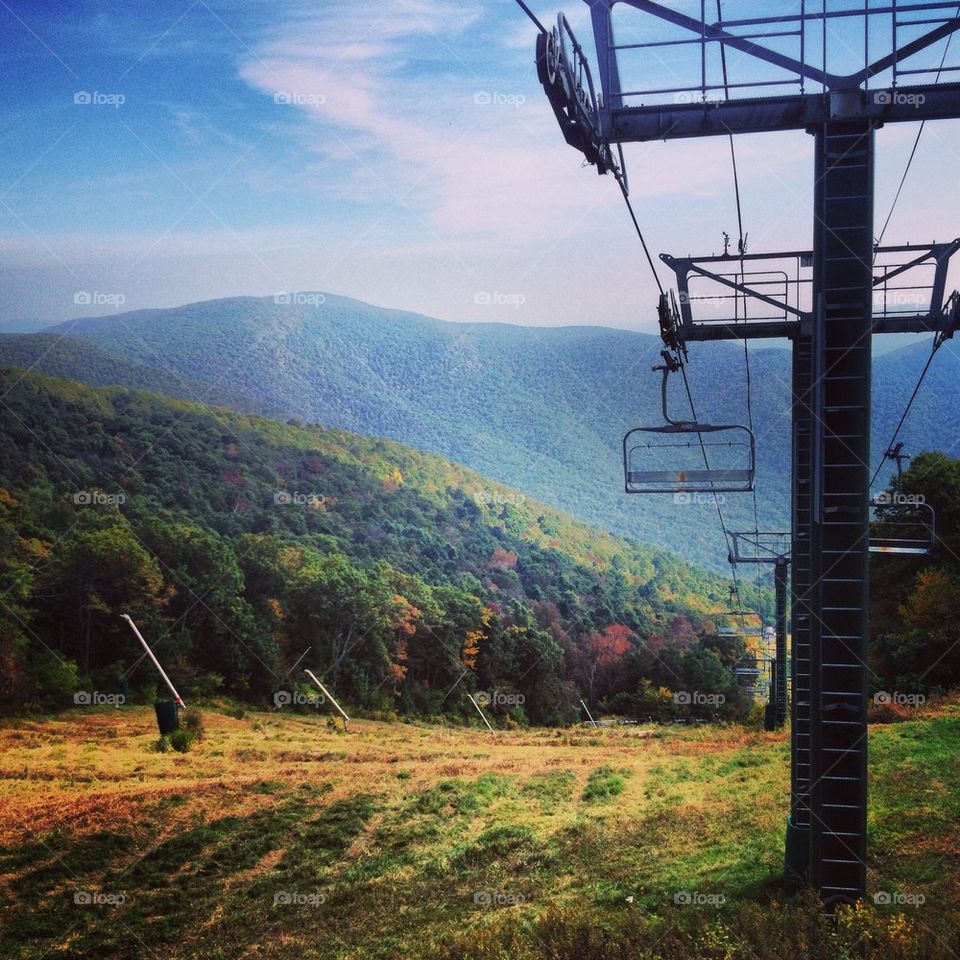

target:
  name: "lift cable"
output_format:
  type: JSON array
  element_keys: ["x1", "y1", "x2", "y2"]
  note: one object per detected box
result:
[
  {"x1": 617, "y1": 178, "x2": 665, "y2": 296},
  {"x1": 870, "y1": 11, "x2": 958, "y2": 493},
  {"x1": 508, "y1": 0, "x2": 742, "y2": 616},
  {"x1": 676, "y1": 361, "x2": 747, "y2": 621},
  {"x1": 875, "y1": 9, "x2": 958, "y2": 249},
  {"x1": 621, "y1": 176, "x2": 743, "y2": 613},
  {"x1": 718, "y1": 0, "x2": 761, "y2": 553},
  {"x1": 511, "y1": 0, "x2": 547, "y2": 34},
  {"x1": 869, "y1": 341, "x2": 940, "y2": 491}
]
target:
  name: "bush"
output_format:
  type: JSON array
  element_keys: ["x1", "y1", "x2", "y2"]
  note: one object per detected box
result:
[
  {"x1": 184, "y1": 673, "x2": 224, "y2": 700},
  {"x1": 169, "y1": 729, "x2": 193, "y2": 753},
  {"x1": 27, "y1": 653, "x2": 80, "y2": 711},
  {"x1": 868, "y1": 699, "x2": 914, "y2": 724},
  {"x1": 366, "y1": 709, "x2": 399, "y2": 723},
  {"x1": 180, "y1": 709, "x2": 205, "y2": 741}
]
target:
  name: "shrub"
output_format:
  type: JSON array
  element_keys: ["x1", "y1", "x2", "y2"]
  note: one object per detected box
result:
[
  {"x1": 183, "y1": 672, "x2": 223, "y2": 700},
  {"x1": 169, "y1": 729, "x2": 193, "y2": 753},
  {"x1": 180, "y1": 709, "x2": 205, "y2": 741},
  {"x1": 868, "y1": 699, "x2": 913, "y2": 724}
]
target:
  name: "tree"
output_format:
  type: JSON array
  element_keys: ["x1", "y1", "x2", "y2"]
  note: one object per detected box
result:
[
  {"x1": 36, "y1": 508, "x2": 168, "y2": 674},
  {"x1": 0, "y1": 489, "x2": 47, "y2": 705},
  {"x1": 578, "y1": 624, "x2": 636, "y2": 705}
]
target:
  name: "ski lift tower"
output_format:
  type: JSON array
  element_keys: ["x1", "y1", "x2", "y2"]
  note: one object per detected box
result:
[
  {"x1": 729, "y1": 532, "x2": 791, "y2": 730},
  {"x1": 533, "y1": 0, "x2": 960, "y2": 907}
]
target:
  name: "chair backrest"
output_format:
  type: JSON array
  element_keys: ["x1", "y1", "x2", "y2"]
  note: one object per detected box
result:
[{"x1": 623, "y1": 422, "x2": 756, "y2": 494}]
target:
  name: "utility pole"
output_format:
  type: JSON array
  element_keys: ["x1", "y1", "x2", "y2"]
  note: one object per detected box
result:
[{"x1": 532, "y1": 0, "x2": 960, "y2": 907}]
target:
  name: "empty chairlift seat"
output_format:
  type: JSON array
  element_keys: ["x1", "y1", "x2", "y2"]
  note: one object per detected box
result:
[
  {"x1": 869, "y1": 443, "x2": 935, "y2": 555},
  {"x1": 869, "y1": 496, "x2": 936, "y2": 555},
  {"x1": 623, "y1": 353, "x2": 756, "y2": 494}
]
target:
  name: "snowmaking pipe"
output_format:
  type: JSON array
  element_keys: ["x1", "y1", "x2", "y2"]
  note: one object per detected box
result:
[
  {"x1": 467, "y1": 693, "x2": 496, "y2": 735},
  {"x1": 304, "y1": 669, "x2": 350, "y2": 727},
  {"x1": 121, "y1": 613, "x2": 185, "y2": 707},
  {"x1": 580, "y1": 699, "x2": 599, "y2": 728}
]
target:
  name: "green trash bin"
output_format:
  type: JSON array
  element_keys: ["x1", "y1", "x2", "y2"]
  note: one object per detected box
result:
[
  {"x1": 783, "y1": 815, "x2": 810, "y2": 895},
  {"x1": 763, "y1": 703, "x2": 777, "y2": 731},
  {"x1": 154, "y1": 700, "x2": 180, "y2": 735}
]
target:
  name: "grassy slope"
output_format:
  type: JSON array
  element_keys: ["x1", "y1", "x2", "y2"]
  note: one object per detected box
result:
[{"x1": 1, "y1": 703, "x2": 958, "y2": 959}]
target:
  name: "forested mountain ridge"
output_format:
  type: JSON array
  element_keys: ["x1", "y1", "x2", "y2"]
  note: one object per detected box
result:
[
  {"x1": 15, "y1": 292, "x2": 956, "y2": 570},
  {"x1": 0, "y1": 367, "x2": 755, "y2": 722}
]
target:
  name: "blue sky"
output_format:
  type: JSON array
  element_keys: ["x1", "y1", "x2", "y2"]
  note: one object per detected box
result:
[{"x1": 1, "y1": 0, "x2": 959, "y2": 334}]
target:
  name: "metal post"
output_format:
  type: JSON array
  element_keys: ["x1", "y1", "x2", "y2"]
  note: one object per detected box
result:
[
  {"x1": 528, "y1": 1, "x2": 960, "y2": 909},
  {"x1": 785, "y1": 333, "x2": 813, "y2": 893},
  {"x1": 774, "y1": 559, "x2": 788, "y2": 728},
  {"x1": 807, "y1": 117, "x2": 874, "y2": 907}
]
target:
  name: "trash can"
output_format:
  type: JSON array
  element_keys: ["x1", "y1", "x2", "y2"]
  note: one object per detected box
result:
[
  {"x1": 764, "y1": 702, "x2": 777, "y2": 731},
  {"x1": 154, "y1": 700, "x2": 180, "y2": 735},
  {"x1": 783, "y1": 814, "x2": 810, "y2": 895}
]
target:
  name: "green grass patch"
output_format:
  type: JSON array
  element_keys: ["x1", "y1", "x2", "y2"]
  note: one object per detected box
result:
[{"x1": 582, "y1": 765, "x2": 629, "y2": 802}]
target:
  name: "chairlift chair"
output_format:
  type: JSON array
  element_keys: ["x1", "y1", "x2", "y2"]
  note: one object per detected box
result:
[
  {"x1": 869, "y1": 498, "x2": 936, "y2": 554},
  {"x1": 623, "y1": 351, "x2": 756, "y2": 494},
  {"x1": 869, "y1": 443, "x2": 936, "y2": 555}
]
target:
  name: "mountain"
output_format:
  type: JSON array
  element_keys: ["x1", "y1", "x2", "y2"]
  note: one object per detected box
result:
[
  {"x1": 0, "y1": 368, "x2": 749, "y2": 721},
  {"x1": 0, "y1": 317, "x2": 51, "y2": 334},
  {"x1": 0, "y1": 334, "x2": 277, "y2": 417},
  {"x1": 24, "y1": 294, "x2": 959, "y2": 569}
]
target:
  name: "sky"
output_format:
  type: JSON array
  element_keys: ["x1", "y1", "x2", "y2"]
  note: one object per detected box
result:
[{"x1": 1, "y1": 0, "x2": 959, "y2": 335}]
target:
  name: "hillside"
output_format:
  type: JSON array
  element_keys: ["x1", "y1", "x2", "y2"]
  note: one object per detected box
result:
[
  {"x1": 0, "y1": 334, "x2": 273, "y2": 415},
  {"x1": 32, "y1": 294, "x2": 960, "y2": 570},
  {"x1": 2, "y1": 701, "x2": 958, "y2": 960},
  {"x1": 0, "y1": 368, "x2": 754, "y2": 722}
]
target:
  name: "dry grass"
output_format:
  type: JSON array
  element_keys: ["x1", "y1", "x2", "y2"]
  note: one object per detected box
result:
[{"x1": 0, "y1": 700, "x2": 958, "y2": 959}]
